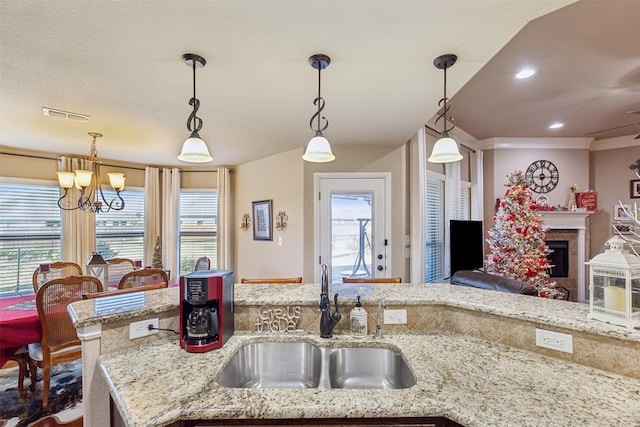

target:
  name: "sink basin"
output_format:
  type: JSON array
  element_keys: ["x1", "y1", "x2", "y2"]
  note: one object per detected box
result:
[
  {"x1": 217, "y1": 342, "x2": 415, "y2": 389},
  {"x1": 329, "y1": 347, "x2": 416, "y2": 389},
  {"x1": 217, "y1": 342, "x2": 322, "y2": 388}
]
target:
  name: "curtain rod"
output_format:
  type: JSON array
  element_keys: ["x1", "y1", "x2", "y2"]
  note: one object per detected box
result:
[
  {"x1": 0, "y1": 151, "x2": 226, "y2": 172},
  {"x1": 424, "y1": 125, "x2": 477, "y2": 153}
]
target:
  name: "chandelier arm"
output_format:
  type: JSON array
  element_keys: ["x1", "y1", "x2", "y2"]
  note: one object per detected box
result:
[{"x1": 94, "y1": 163, "x2": 125, "y2": 212}]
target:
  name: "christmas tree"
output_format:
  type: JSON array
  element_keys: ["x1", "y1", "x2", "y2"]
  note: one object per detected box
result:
[
  {"x1": 152, "y1": 236, "x2": 163, "y2": 269},
  {"x1": 485, "y1": 170, "x2": 563, "y2": 298}
]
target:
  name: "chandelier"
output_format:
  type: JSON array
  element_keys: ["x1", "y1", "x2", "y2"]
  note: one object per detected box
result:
[
  {"x1": 302, "y1": 53, "x2": 335, "y2": 162},
  {"x1": 428, "y1": 54, "x2": 463, "y2": 163},
  {"x1": 56, "y1": 132, "x2": 126, "y2": 213}
]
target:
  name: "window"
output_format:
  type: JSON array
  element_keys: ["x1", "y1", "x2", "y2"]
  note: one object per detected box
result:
[
  {"x1": 96, "y1": 188, "x2": 145, "y2": 262},
  {"x1": 0, "y1": 181, "x2": 61, "y2": 295},
  {"x1": 425, "y1": 172, "x2": 444, "y2": 282},
  {"x1": 179, "y1": 191, "x2": 217, "y2": 276},
  {"x1": 459, "y1": 180, "x2": 471, "y2": 220}
]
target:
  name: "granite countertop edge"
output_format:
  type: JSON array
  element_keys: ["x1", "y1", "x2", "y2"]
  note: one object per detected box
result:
[
  {"x1": 99, "y1": 331, "x2": 640, "y2": 427},
  {"x1": 71, "y1": 283, "x2": 640, "y2": 342}
]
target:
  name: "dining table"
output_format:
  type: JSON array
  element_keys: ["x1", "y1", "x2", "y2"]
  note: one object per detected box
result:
[
  {"x1": 0, "y1": 280, "x2": 180, "y2": 367},
  {"x1": 0, "y1": 294, "x2": 42, "y2": 368}
]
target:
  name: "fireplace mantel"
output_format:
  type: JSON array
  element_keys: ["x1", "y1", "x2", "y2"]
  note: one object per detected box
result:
[{"x1": 541, "y1": 211, "x2": 594, "y2": 302}]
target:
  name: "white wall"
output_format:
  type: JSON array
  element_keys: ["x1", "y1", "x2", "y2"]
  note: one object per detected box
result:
[{"x1": 234, "y1": 148, "x2": 305, "y2": 280}]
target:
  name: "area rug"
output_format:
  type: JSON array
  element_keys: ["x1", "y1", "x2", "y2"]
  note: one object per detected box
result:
[{"x1": 0, "y1": 360, "x2": 82, "y2": 427}]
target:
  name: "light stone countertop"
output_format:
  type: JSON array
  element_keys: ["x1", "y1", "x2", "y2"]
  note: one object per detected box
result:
[
  {"x1": 100, "y1": 331, "x2": 640, "y2": 427},
  {"x1": 77, "y1": 282, "x2": 640, "y2": 427}
]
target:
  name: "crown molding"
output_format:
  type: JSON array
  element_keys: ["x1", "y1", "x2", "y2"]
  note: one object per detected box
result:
[
  {"x1": 590, "y1": 134, "x2": 639, "y2": 151},
  {"x1": 478, "y1": 137, "x2": 593, "y2": 150}
]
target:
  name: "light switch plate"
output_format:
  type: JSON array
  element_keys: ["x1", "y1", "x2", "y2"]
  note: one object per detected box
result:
[
  {"x1": 535, "y1": 328, "x2": 573, "y2": 354},
  {"x1": 383, "y1": 309, "x2": 407, "y2": 324},
  {"x1": 130, "y1": 318, "x2": 159, "y2": 339}
]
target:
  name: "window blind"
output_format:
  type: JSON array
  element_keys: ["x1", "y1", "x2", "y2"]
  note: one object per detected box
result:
[
  {"x1": 96, "y1": 189, "x2": 145, "y2": 262},
  {"x1": 179, "y1": 191, "x2": 217, "y2": 275},
  {"x1": 425, "y1": 172, "x2": 444, "y2": 283},
  {"x1": 0, "y1": 182, "x2": 61, "y2": 294}
]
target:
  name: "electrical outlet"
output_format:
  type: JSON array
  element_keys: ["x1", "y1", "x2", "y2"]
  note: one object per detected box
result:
[
  {"x1": 383, "y1": 309, "x2": 407, "y2": 325},
  {"x1": 130, "y1": 318, "x2": 159, "y2": 339},
  {"x1": 535, "y1": 328, "x2": 573, "y2": 354}
]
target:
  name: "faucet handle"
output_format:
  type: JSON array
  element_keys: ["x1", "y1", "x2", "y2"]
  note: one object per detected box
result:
[{"x1": 333, "y1": 293, "x2": 340, "y2": 312}]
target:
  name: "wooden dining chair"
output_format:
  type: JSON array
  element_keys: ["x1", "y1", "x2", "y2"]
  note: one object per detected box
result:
[
  {"x1": 83, "y1": 282, "x2": 168, "y2": 299},
  {"x1": 240, "y1": 277, "x2": 303, "y2": 284},
  {"x1": 28, "y1": 275, "x2": 103, "y2": 409},
  {"x1": 194, "y1": 256, "x2": 211, "y2": 271},
  {"x1": 32, "y1": 262, "x2": 83, "y2": 293},
  {"x1": 118, "y1": 268, "x2": 168, "y2": 289},
  {"x1": 8, "y1": 345, "x2": 36, "y2": 398},
  {"x1": 105, "y1": 257, "x2": 135, "y2": 286},
  {"x1": 342, "y1": 277, "x2": 402, "y2": 283}
]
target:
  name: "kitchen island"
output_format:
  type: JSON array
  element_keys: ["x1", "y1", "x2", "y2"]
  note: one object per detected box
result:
[{"x1": 70, "y1": 282, "x2": 640, "y2": 427}]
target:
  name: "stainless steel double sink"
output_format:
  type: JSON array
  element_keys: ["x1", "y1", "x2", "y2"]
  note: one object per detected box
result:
[{"x1": 217, "y1": 341, "x2": 415, "y2": 389}]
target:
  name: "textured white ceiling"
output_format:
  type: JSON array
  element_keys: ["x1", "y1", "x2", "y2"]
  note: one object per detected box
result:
[{"x1": 1, "y1": 0, "x2": 603, "y2": 168}]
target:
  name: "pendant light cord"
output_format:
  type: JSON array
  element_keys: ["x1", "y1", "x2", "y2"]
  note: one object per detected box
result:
[
  {"x1": 187, "y1": 60, "x2": 203, "y2": 133},
  {"x1": 435, "y1": 61, "x2": 456, "y2": 135},
  {"x1": 309, "y1": 60, "x2": 328, "y2": 135}
]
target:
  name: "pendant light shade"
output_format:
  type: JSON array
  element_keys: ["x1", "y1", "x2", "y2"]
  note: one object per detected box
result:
[
  {"x1": 428, "y1": 134, "x2": 463, "y2": 163},
  {"x1": 428, "y1": 54, "x2": 463, "y2": 164},
  {"x1": 178, "y1": 131, "x2": 213, "y2": 163},
  {"x1": 303, "y1": 134, "x2": 335, "y2": 162},
  {"x1": 178, "y1": 53, "x2": 213, "y2": 163},
  {"x1": 303, "y1": 54, "x2": 335, "y2": 163}
]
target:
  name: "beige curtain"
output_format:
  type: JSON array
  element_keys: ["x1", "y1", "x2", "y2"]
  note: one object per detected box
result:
[
  {"x1": 144, "y1": 167, "x2": 161, "y2": 267},
  {"x1": 59, "y1": 156, "x2": 96, "y2": 271},
  {"x1": 216, "y1": 167, "x2": 233, "y2": 270},
  {"x1": 162, "y1": 168, "x2": 180, "y2": 280}
]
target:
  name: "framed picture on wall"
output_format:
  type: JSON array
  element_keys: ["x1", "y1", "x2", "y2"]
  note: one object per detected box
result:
[
  {"x1": 252, "y1": 199, "x2": 273, "y2": 241},
  {"x1": 630, "y1": 179, "x2": 640, "y2": 199},
  {"x1": 614, "y1": 204, "x2": 632, "y2": 221}
]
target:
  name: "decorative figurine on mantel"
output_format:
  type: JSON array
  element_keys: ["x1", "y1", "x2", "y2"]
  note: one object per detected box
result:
[{"x1": 568, "y1": 184, "x2": 578, "y2": 211}]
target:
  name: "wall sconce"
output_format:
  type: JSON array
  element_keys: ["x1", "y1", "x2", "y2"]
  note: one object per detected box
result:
[
  {"x1": 240, "y1": 213, "x2": 251, "y2": 231},
  {"x1": 275, "y1": 211, "x2": 288, "y2": 231}
]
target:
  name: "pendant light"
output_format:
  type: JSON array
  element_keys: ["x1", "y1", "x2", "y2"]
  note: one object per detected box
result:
[
  {"x1": 302, "y1": 54, "x2": 335, "y2": 162},
  {"x1": 178, "y1": 53, "x2": 213, "y2": 163},
  {"x1": 428, "y1": 54, "x2": 463, "y2": 163}
]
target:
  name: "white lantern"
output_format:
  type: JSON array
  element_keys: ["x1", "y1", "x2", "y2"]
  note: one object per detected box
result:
[
  {"x1": 86, "y1": 252, "x2": 108, "y2": 286},
  {"x1": 587, "y1": 236, "x2": 640, "y2": 329}
]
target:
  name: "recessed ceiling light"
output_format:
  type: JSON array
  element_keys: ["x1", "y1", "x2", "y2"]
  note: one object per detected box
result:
[
  {"x1": 515, "y1": 68, "x2": 536, "y2": 79},
  {"x1": 549, "y1": 122, "x2": 564, "y2": 129}
]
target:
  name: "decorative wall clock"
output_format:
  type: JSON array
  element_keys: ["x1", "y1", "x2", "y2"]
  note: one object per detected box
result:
[{"x1": 525, "y1": 160, "x2": 559, "y2": 194}]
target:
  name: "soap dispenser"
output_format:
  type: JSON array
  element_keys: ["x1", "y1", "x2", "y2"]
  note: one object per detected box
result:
[{"x1": 350, "y1": 295, "x2": 368, "y2": 338}]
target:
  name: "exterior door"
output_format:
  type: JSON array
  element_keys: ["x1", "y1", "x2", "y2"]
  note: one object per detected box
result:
[{"x1": 315, "y1": 173, "x2": 390, "y2": 284}]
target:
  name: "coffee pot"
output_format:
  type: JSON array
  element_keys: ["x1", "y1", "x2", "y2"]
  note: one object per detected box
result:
[{"x1": 186, "y1": 306, "x2": 218, "y2": 340}]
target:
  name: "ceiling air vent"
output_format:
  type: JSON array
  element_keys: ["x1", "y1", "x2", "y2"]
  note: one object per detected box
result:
[{"x1": 42, "y1": 107, "x2": 90, "y2": 123}]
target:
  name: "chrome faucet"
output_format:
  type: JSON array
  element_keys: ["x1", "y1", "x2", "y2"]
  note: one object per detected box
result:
[
  {"x1": 319, "y1": 263, "x2": 341, "y2": 338},
  {"x1": 374, "y1": 298, "x2": 387, "y2": 339}
]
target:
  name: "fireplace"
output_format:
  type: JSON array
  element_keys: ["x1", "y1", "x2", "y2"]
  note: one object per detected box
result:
[
  {"x1": 541, "y1": 212, "x2": 592, "y2": 303},
  {"x1": 547, "y1": 240, "x2": 569, "y2": 278}
]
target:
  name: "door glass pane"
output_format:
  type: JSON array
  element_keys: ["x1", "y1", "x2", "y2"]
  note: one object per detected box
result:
[{"x1": 331, "y1": 193, "x2": 373, "y2": 284}]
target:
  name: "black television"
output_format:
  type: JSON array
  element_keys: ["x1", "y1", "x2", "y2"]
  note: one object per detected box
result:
[{"x1": 450, "y1": 220, "x2": 484, "y2": 277}]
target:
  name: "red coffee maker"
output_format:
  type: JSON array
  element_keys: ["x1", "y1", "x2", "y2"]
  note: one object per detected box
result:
[{"x1": 179, "y1": 269, "x2": 234, "y2": 353}]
